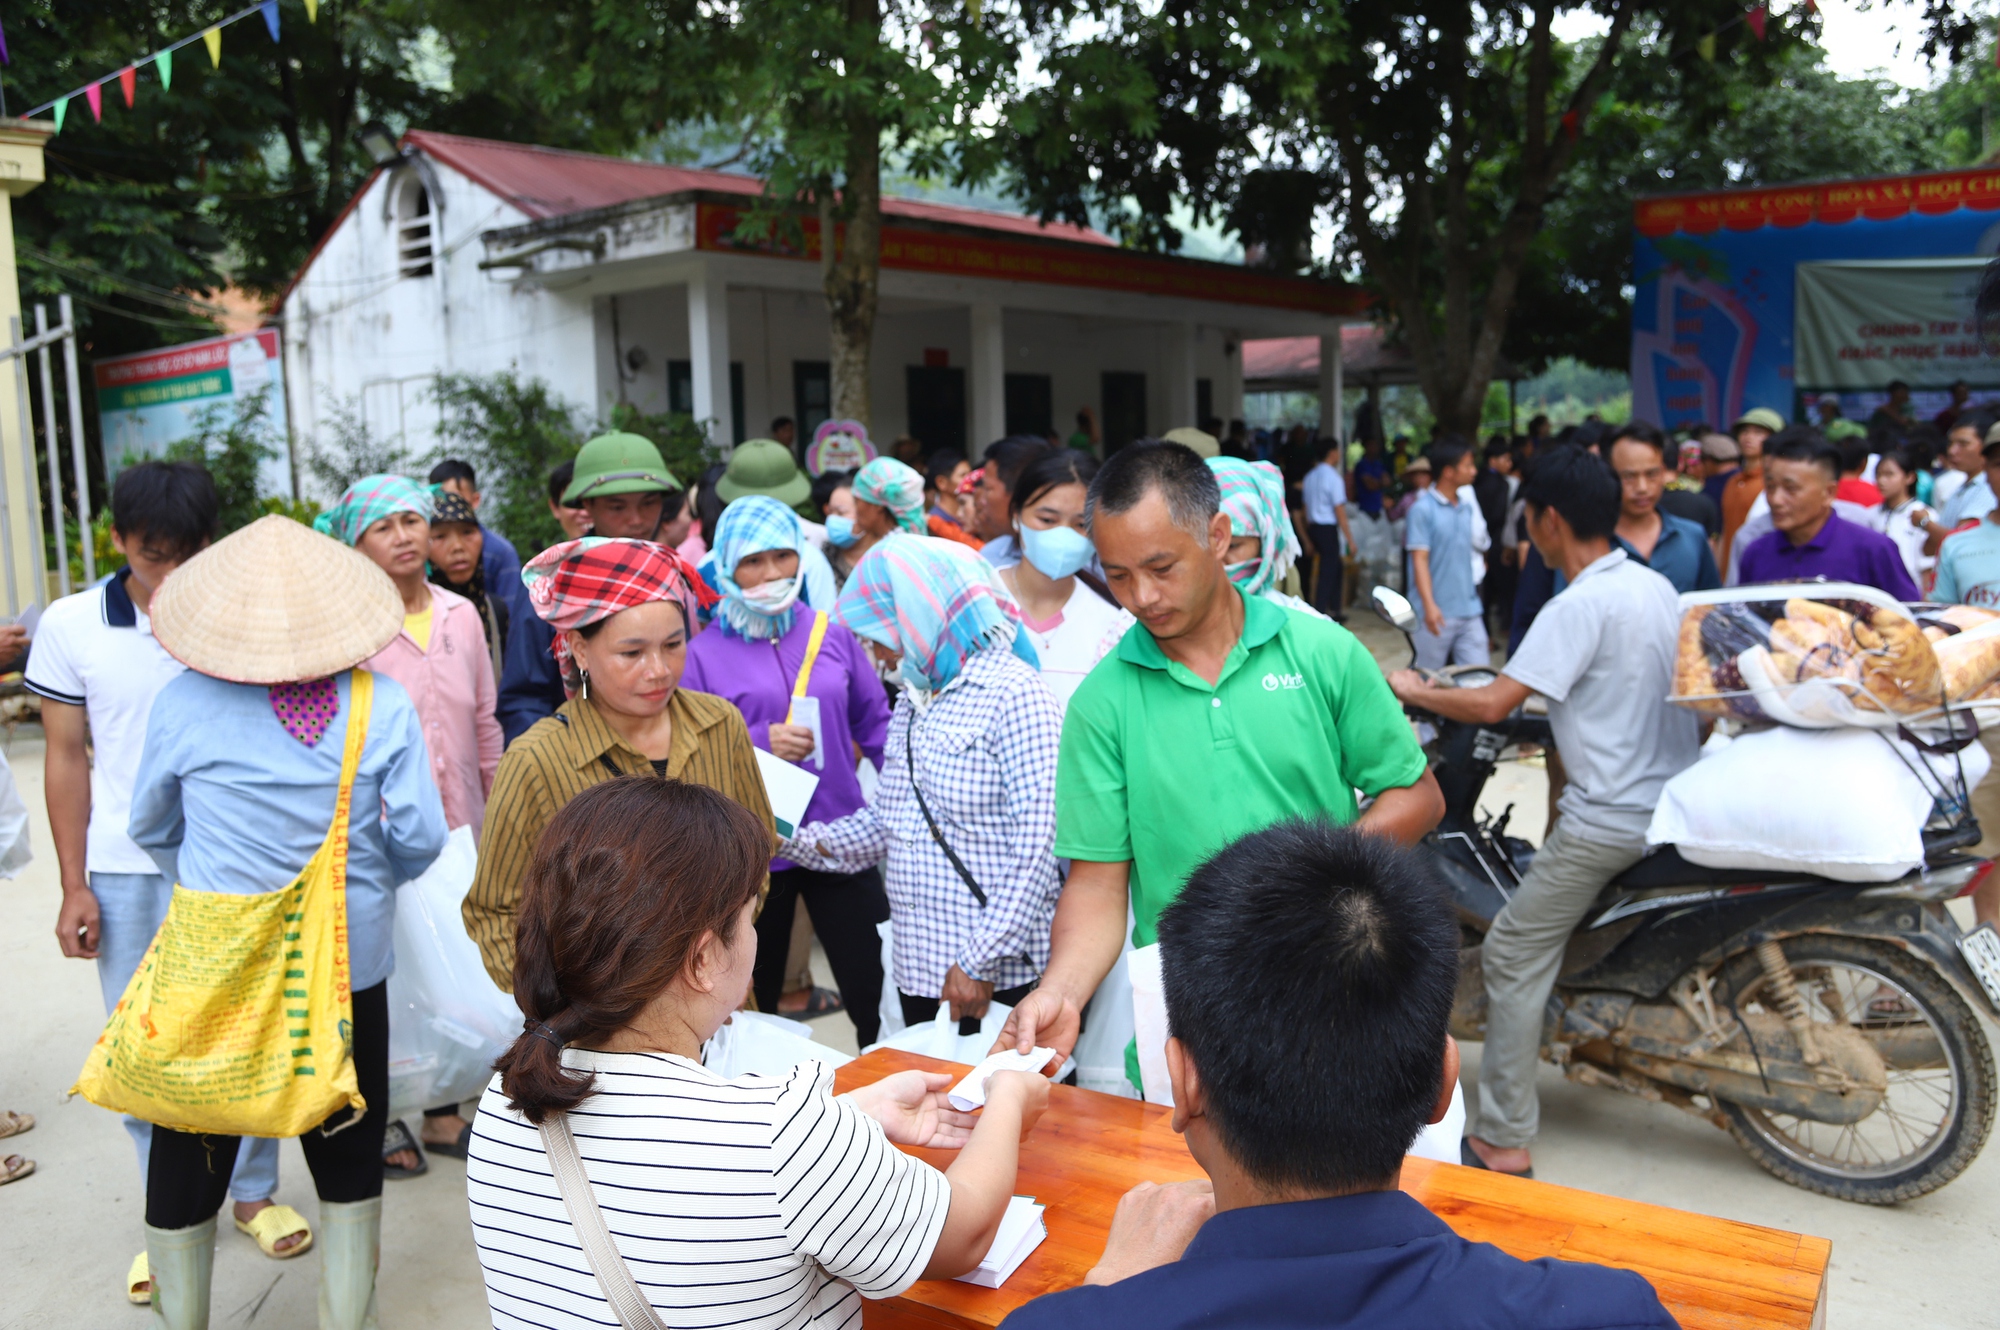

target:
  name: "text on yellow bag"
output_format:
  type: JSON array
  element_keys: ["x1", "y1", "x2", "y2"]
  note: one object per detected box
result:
[{"x1": 72, "y1": 670, "x2": 376, "y2": 1137}]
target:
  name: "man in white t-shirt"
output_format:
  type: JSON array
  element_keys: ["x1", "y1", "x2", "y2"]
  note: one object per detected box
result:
[
  {"x1": 1301, "y1": 438, "x2": 1357, "y2": 619},
  {"x1": 28, "y1": 463, "x2": 306, "y2": 1296},
  {"x1": 1390, "y1": 447, "x2": 1698, "y2": 1179}
]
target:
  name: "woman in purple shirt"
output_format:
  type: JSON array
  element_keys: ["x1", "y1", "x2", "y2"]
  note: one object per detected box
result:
[{"x1": 682, "y1": 496, "x2": 893, "y2": 1045}]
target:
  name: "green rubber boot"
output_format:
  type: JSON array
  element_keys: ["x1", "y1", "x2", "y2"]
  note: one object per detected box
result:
[
  {"x1": 145, "y1": 1216, "x2": 216, "y2": 1330},
  {"x1": 315, "y1": 1197, "x2": 383, "y2": 1330}
]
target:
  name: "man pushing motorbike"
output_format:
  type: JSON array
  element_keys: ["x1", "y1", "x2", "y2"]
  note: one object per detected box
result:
[{"x1": 1388, "y1": 444, "x2": 1700, "y2": 1178}]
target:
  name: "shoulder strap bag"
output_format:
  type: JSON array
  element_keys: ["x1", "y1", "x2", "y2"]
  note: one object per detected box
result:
[
  {"x1": 904, "y1": 711, "x2": 987, "y2": 908},
  {"x1": 539, "y1": 1111, "x2": 671, "y2": 1330}
]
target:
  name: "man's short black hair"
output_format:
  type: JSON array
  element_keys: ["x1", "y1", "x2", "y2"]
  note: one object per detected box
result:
[
  {"x1": 110, "y1": 461, "x2": 219, "y2": 561},
  {"x1": 925, "y1": 448, "x2": 967, "y2": 479},
  {"x1": 1836, "y1": 435, "x2": 1871, "y2": 476},
  {"x1": 809, "y1": 467, "x2": 853, "y2": 511},
  {"x1": 1521, "y1": 444, "x2": 1620, "y2": 541},
  {"x1": 1609, "y1": 420, "x2": 1667, "y2": 456},
  {"x1": 1428, "y1": 435, "x2": 1472, "y2": 474},
  {"x1": 429, "y1": 458, "x2": 477, "y2": 488},
  {"x1": 1954, "y1": 409, "x2": 1996, "y2": 440},
  {"x1": 982, "y1": 435, "x2": 1053, "y2": 490},
  {"x1": 1483, "y1": 435, "x2": 1511, "y2": 460},
  {"x1": 770, "y1": 415, "x2": 795, "y2": 434},
  {"x1": 1158, "y1": 820, "x2": 1457, "y2": 1192},
  {"x1": 548, "y1": 459, "x2": 576, "y2": 507},
  {"x1": 1765, "y1": 425, "x2": 1840, "y2": 481},
  {"x1": 1887, "y1": 379, "x2": 1911, "y2": 394},
  {"x1": 1085, "y1": 439, "x2": 1218, "y2": 539}
]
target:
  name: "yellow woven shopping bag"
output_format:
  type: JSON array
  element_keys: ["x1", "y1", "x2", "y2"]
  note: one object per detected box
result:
[{"x1": 72, "y1": 670, "x2": 376, "y2": 1137}]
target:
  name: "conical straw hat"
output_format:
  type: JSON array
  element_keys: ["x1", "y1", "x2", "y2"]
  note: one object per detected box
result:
[{"x1": 150, "y1": 514, "x2": 405, "y2": 685}]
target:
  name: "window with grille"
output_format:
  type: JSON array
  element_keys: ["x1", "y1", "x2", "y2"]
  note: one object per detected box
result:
[{"x1": 397, "y1": 177, "x2": 434, "y2": 278}]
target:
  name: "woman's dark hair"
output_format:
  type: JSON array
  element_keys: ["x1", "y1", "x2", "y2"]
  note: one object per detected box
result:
[
  {"x1": 1009, "y1": 446, "x2": 1100, "y2": 515},
  {"x1": 695, "y1": 461, "x2": 728, "y2": 539},
  {"x1": 661, "y1": 486, "x2": 688, "y2": 522},
  {"x1": 547, "y1": 460, "x2": 576, "y2": 507},
  {"x1": 810, "y1": 468, "x2": 853, "y2": 512},
  {"x1": 429, "y1": 458, "x2": 478, "y2": 489},
  {"x1": 496, "y1": 777, "x2": 773, "y2": 1124},
  {"x1": 1874, "y1": 447, "x2": 1916, "y2": 506},
  {"x1": 110, "y1": 460, "x2": 218, "y2": 561}
]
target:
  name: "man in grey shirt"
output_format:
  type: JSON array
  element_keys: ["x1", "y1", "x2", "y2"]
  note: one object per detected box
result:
[{"x1": 1390, "y1": 447, "x2": 1698, "y2": 1178}]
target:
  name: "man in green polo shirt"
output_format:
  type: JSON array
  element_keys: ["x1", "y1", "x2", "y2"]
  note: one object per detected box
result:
[{"x1": 998, "y1": 441, "x2": 1443, "y2": 1065}]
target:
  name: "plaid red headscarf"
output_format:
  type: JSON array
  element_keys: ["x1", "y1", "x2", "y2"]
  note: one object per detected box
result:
[{"x1": 520, "y1": 537, "x2": 719, "y2": 694}]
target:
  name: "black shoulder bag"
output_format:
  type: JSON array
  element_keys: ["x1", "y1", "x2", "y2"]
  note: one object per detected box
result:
[{"x1": 905, "y1": 714, "x2": 987, "y2": 908}]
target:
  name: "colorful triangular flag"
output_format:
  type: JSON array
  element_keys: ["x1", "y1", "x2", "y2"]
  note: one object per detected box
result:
[
  {"x1": 119, "y1": 66, "x2": 137, "y2": 108},
  {"x1": 1747, "y1": 4, "x2": 1768, "y2": 40},
  {"x1": 306, "y1": 0, "x2": 318, "y2": 21},
  {"x1": 1697, "y1": 32, "x2": 1717, "y2": 61},
  {"x1": 261, "y1": 0, "x2": 280, "y2": 42},
  {"x1": 85, "y1": 82, "x2": 101, "y2": 121},
  {"x1": 52, "y1": 96, "x2": 66, "y2": 132},
  {"x1": 156, "y1": 49, "x2": 172, "y2": 91},
  {"x1": 203, "y1": 25, "x2": 222, "y2": 67}
]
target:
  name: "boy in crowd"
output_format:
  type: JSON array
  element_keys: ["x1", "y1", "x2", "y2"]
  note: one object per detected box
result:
[
  {"x1": 1001, "y1": 819, "x2": 1674, "y2": 1330},
  {"x1": 34, "y1": 463, "x2": 311, "y2": 1299},
  {"x1": 1403, "y1": 437, "x2": 1484, "y2": 667}
]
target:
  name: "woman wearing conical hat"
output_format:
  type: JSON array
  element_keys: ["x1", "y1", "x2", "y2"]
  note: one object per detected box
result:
[{"x1": 127, "y1": 514, "x2": 448, "y2": 1330}]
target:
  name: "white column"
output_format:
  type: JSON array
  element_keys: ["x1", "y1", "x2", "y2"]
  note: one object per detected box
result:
[
  {"x1": 686, "y1": 263, "x2": 732, "y2": 448},
  {"x1": 970, "y1": 302, "x2": 1006, "y2": 447},
  {"x1": 1164, "y1": 320, "x2": 1197, "y2": 430},
  {"x1": 1318, "y1": 327, "x2": 1343, "y2": 440}
]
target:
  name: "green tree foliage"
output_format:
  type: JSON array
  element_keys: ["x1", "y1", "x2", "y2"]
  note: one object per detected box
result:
[
  {"x1": 429, "y1": 372, "x2": 587, "y2": 558},
  {"x1": 161, "y1": 389, "x2": 315, "y2": 533}
]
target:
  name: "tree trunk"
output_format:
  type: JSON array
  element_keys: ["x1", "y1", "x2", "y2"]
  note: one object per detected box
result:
[{"x1": 822, "y1": 0, "x2": 883, "y2": 432}]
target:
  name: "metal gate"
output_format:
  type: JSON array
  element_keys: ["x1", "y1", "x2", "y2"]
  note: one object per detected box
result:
[{"x1": 0, "y1": 293, "x2": 91, "y2": 619}]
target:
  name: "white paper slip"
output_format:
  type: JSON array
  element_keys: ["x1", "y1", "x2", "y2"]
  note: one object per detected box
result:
[
  {"x1": 954, "y1": 1196, "x2": 1046, "y2": 1288},
  {"x1": 786, "y1": 694, "x2": 828, "y2": 769},
  {"x1": 947, "y1": 1046, "x2": 1058, "y2": 1111},
  {"x1": 754, "y1": 746, "x2": 822, "y2": 839}
]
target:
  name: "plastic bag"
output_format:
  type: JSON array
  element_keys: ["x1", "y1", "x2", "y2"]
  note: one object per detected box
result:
[
  {"x1": 0, "y1": 748, "x2": 31, "y2": 878},
  {"x1": 386, "y1": 825, "x2": 521, "y2": 1119},
  {"x1": 870, "y1": 1001, "x2": 1019, "y2": 1063},
  {"x1": 874, "y1": 919, "x2": 905, "y2": 1044},
  {"x1": 703, "y1": 1010, "x2": 851, "y2": 1079},
  {"x1": 1647, "y1": 725, "x2": 1991, "y2": 883},
  {"x1": 1671, "y1": 585, "x2": 1943, "y2": 728}
]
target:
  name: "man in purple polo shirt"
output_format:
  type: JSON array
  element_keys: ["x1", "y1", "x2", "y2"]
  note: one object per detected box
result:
[{"x1": 1737, "y1": 427, "x2": 1920, "y2": 600}]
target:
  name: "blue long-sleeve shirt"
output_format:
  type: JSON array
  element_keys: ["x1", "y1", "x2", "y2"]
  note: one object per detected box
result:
[{"x1": 128, "y1": 668, "x2": 448, "y2": 991}]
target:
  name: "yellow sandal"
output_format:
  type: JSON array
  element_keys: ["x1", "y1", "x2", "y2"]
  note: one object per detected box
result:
[
  {"x1": 127, "y1": 1251, "x2": 150, "y2": 1305},
  {"x1": 234, "y1": 1204, "x2": 313, "y2": 1259}
]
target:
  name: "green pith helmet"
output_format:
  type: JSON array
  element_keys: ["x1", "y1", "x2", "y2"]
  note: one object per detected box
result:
[
  {"x1": 715, "y1": 438, "x2": 812, "y2": 506},
  {"x1": 1825, "y1": 418, "x2": 1866, "y2": 442},
  {"x1": 1733, "y1": 407, "x2": 1786, "y2": 435},
  {"x1": 562, "y1": 432, "x2": 681, "y2": 503}
]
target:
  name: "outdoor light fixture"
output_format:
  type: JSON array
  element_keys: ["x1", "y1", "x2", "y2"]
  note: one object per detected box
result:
[{"x1": 358, "y1": 121, "x2": 403, "y2": 166}]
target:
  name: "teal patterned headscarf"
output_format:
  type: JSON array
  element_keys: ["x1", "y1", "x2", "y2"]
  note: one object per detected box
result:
[
  {"x1": 312, "y1": 474, "x2": 433, "y2": 546},
  {"x1": 852, "y1": 457, "x2": 928, "y2": 534}
]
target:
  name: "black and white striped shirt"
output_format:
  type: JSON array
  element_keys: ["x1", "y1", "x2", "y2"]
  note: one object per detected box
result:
[{"x1": 466, "y1": 1051, "x2": 951, "y2": 1330}]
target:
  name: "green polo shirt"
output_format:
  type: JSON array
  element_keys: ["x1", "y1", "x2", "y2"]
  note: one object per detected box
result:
[{"x1": 1056, "y1": 589, "x2": 1428, "y2": 948}]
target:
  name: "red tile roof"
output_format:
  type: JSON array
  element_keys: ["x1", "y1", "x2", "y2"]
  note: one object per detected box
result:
[{"x1": 402, "y1": 130, "x2": 1115, "y2": 246}]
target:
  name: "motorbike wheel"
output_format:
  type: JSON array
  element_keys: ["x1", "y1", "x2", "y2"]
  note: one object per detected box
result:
[{"x1": 1714, "y1": 934, "x2": 1995, "y2": 1204}]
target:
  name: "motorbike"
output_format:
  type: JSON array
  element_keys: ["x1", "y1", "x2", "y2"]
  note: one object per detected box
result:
[{"x1": 1372, "y1": 586, "x2": 2000, "y2": 1203}]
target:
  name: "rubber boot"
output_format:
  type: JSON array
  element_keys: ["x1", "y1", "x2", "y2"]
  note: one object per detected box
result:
[
  {"x1": 145, "y1": 1216, "x2": 216, "y2": 1330},
  {"x1": 315, "y1": 1197, "x2": 383, "y2": 1330}
]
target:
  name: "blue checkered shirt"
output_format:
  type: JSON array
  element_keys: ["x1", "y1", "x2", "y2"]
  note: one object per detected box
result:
[{"x1": 781, "y1": 646, "x2": 1062, "y2": 997}]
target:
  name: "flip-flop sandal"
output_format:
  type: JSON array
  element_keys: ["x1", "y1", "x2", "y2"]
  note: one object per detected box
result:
[
  {"x1": 128, "y1": 1252, "x2": 151, "y2": 1306},
  {"x1": 382, "y1": 1118, "x2": 428, "y2": 1179},
  {"x1": 1459, "y1": 1137, "x2": 1533, "y2": 1179},
  {"x1": 423, "y1": 1120, "x2": 477, "y2": 1161},
  {"x1": 235, "y1": 1203, "x2": 313, "y2": 1259},
  {"x1": 0, "y1": 1153, "x2": 32, "y2": 1185},
  {"x1": 781, "y1": 986, "x2": 845, "y2": 1018},
  {"x1": 0, "y1": 1110, "x2": 32, "y2": 1140}
]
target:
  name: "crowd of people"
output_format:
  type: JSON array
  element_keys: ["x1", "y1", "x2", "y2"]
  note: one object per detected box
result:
[{"x1": 13, "y1": 396, "x2": 1997, "y2": 1330}]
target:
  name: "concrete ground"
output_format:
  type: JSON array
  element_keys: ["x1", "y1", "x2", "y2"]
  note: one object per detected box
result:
[{"x1": 4, "y1": 620, "x2": 1998, "y2": 1326}]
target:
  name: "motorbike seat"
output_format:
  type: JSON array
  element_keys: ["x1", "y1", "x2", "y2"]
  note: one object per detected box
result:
[{"x1": 1608, "y1": 844, "x2": 1775, "y2": 892}]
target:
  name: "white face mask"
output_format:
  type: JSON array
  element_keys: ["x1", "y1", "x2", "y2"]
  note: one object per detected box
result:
[{"x1": 740, "y1": 575, "x2": 802, "y2": 614}]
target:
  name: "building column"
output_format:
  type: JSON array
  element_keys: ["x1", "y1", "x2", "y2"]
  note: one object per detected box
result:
[
  {"x1": 1164, "y1": 320, "x2": 1197, "y2": 431},
  {"x1": 686, "y1": 262, "x2": 732, "y2": 448},
  {"x1": 0, "y1": 120, "x2": 51, "y2": 617},
  {"x1": 1318, "y1": 326, "x2": 1344, "y2": 442},
  {"x1": 970, "y1": 302, "x2": 1005, "y2": 448},
  {"x1": 1219, "y1": 333, "x2": 1245, "y2": 426}
]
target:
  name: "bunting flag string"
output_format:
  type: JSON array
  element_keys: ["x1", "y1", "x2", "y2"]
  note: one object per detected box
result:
[{"x1": 20, "y1": 0, "x2": 317, "y2": 130}]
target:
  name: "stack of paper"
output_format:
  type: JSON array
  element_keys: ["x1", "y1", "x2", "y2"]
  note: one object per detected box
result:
[{"x1": 954, "y1": 1195, "x2": 1046, "y2": 1288}]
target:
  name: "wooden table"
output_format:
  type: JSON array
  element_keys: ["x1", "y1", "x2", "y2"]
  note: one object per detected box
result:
[{"x1": 835, "y1": 1049, "x2": 1830, "y2": 1330}]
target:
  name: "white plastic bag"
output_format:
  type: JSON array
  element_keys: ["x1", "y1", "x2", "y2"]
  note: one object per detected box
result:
[
  {"x1": 386, "y1": 827, "x2": 521, "y2": 1118},
  {"x1": 1072, "y1": 944, "x2": 1138, "y2": 1099},
  {"x1": 703, "y1": 1010, "x2": 851, "y2": 1079},
  {"x1": 869, "y1": 1001, "x2": 1018, "y2": 1063},
  {"x1": 1128, "y1": 943, "x2": 1467, "y2": 1163},
  {"x1": 0, "y1": 749, "x2": 31, "y2": 879},
  {"x1": 1647, "y1": 725, "x2": 1991, "y2": 882},
  {"x1": 875, "y1": 918, "x2": 905, "y2": 1042}
]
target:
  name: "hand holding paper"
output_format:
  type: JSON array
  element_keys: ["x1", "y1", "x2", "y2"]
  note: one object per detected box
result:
[{"x1": 948, "y1": 1046, "x2": 1058, "y2": 1111}]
